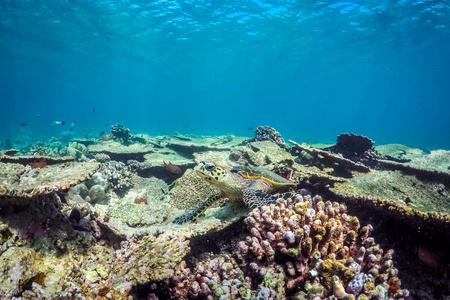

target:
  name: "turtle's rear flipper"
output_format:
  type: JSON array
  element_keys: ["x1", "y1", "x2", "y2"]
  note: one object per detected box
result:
[
  {"x1": 244, "y1": 190, "x2": 296, "y2": 209},
  {"x1": 173, "y1": 191, "x2": 225, "y2": 224}
]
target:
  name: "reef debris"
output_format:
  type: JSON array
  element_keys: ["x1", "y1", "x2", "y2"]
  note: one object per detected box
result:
[{"x1": 289, "y1": 139, "x2": 370, "y2": 174}]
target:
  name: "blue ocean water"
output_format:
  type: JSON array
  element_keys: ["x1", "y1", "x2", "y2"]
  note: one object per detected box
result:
[{"x1": 1, "y1": 0, "x2": 449, "y2": 149}]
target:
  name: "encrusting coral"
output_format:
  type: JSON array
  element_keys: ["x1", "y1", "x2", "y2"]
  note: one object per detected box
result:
[{"x1": 164, "y1": 193, "x2": 408, "y2": 299}]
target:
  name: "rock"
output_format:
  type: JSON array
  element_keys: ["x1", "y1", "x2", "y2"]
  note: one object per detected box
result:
[
  {"x1": 89, "y1": 185, "x2": 108, "y2": 204},
  {"x1": 87, "y1": 172, "x2": 109, "y2": 190},
  {"x1": 375, "y1": 144, "x2": 424, "y2": 161}
]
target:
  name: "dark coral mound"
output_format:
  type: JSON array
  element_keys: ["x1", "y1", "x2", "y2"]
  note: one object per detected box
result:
[
  {"x1": 250, "y1": 126, "x2": 286, "y2": 148},
  {"x1": 327, "y1": 133, "x2": 374, "y2": 158},
  {"x1": 109, "y1": 123, "x2": 133, "y2": 145}
]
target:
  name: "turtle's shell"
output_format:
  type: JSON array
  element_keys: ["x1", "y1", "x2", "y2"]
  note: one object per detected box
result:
[{"x1": 231, "y1": 166, "x2": 295, "y2": 189}]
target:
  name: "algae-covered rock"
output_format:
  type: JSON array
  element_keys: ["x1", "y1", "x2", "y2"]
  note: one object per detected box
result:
[
  {"x1": 107, "y1": 202, "x2": 168, "y2": 226},
  {"x1": 88, "y1": 140, "x2": 154, "y2": 162},
  {"x1": 164, "y1": 134, "x2": 247, "y2": 155},
  {"x1": 408, "y1": 149, "x2": 450, "y2": 172},
  {"x1": 235, "y1": 140, "x2": 295, "y2": 166},
  {"x1": 107, "y1": 177, "x2": 170, "y2": 226},
  {"x1": 331, "y1": 169, "x2": 450, "y2": 214},
  {"x1": 88, "y1": 184, "x2": 108, "y2": 204},
  {"x1": 0, "y1": 161, "x2": 100, "y2": 204},
  {"x1": 375, "y1": 144, "x2": 424, "y2": 161},
  {"x1": 111, "y1": 233, "x2": 189, "y2": 284},
  {"x1": 0, "y1": 247, "x2": 41, "y2": 297},
  {"x1": 193, "y1": 150, "x2": 235, "y2": 168}
]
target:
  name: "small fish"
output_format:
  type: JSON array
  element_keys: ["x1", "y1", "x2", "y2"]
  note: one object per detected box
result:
[
  {"x1": 99, "y1": 131, "x2": 105, "y2": 137},
  {"x1": 21, "y1": 123, "x2": 27, "y2": 127},
  {"x1": 161, "y1": 161, "x2": 182, "y2": 174},
  {"x1": 93, "y1": 108, "x2": 95, "y2": 113},
  {"x1": 52, "y1": 121, "x2": 66, "y2": 125},
  {"x1": 69, "y1": 120, "x2": 76, "y2": 133},
  {"x1": 248, "y1": 127, "x2": 253, "y2": 130},
  {"x1": 105, "y1": 123, "x2": 108, "y2": 126}
]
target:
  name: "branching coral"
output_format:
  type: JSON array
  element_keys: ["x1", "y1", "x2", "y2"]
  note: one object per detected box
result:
[
  {"x1": 239, "y1": 194, "x2": 409, "y2": 299},
  {"x1": 166, "y1": 193, "x2": 408, "y2": 300}
]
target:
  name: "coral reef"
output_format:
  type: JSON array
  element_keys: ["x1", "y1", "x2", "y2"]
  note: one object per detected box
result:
[
  {"x1": 106, "y1": 176, "x2": 170, "y2": 227},
  {"x1": 0, "y1": 161, "x2": 99, "y2": 204},
  {"x1": 0, "y1": 130, "x2": 449, "y2": 299},
  {"x1": 98, "y1": 160, "x2": 134, "y2": 192},
  {"x1": 110, "y1": 123, "x2": 133, "y2": 145},
  {"x1": 290, "y1": 139, "x2": 370, "y2": 175},
  {"x1": 162, "y1": 193, "x2": 408, "y2": 299},
  {"x1": 88, "y1": 140, "x2": 153, "y2": 162},
  {"x1": 24, "y1": 138, "x2": 67, "y2": 157},
  {"x1": 407, "y1": 149, "x2": 450, "y2": 172},
  {"x1": 326, "y1": 133, "x2": 375, "y2": 157},
  {"x1": 238, "y1": 194, "x2": 408, "y2": 299},
  {"x1": 112, "y1": 233, "x2": 190, "y2": 284},
  {"x1": 232, "y1": 140, "x2": 295, "y2": 167},
  {"x1": 331, "y1": 169, "x2": 450, "y2": 215},
  {"x1": 375, "y1": 144, "x2": 424, "y2": 162},
  {"x1": 249, "y1": 126, "x2": 286, "y2": 148},
  {"x1": 94, "y1": 153, "x2": 111, "y2": 163},
  {"x1": 66, "y1": 172, "x2": 109, "y2": 205},
  {"x1": 0, "y1": 154, "x2": 74, "y2": 165}
]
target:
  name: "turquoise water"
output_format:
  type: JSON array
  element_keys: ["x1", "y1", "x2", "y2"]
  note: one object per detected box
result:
[{"x1": 1, "y1": 0, "x2": 449, "y2": 149}]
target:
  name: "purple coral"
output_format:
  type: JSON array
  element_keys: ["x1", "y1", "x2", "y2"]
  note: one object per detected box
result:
[
  {"x1": 240, "y1": 194, "x2": 408, "y2": 298},
  {"x1": 163, "y1": 193, "x2": 408, "y2": 299}
]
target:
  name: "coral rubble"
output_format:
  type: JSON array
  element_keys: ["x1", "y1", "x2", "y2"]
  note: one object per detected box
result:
[{"x1": 289, "y1": 139, "x2": 370, "y2": 174}]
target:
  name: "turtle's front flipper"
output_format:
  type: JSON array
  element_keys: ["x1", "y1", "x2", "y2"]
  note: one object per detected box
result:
[
  {"x1": 243, "y1": 189, "x2": 296, "y2": 209},
  {"x1": 173, "y1": 191, "x2": 225, "y2": 224}
]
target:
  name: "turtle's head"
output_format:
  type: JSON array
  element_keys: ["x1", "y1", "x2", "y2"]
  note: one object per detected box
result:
[{"x1": 194, "y1": 161, "x2": 228, "y2": 185}]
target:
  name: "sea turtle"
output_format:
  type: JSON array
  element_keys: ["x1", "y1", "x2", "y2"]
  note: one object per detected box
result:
[{"x1": 173, "y1": 161, "x2": 296, "y2": 224}]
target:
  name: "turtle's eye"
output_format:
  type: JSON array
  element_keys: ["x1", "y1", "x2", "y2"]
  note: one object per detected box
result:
[{"x1": 205, "y1": 164, "x2": 216, "y2": 172}]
